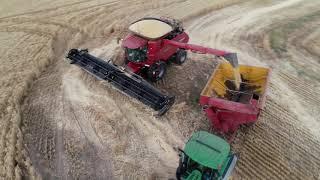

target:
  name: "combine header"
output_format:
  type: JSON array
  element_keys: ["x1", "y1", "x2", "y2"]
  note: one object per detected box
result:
[{"x1": 66, "y1": 49, "x2": 175, "y2": 116}]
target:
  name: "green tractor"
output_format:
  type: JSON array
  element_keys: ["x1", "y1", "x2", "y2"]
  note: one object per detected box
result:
[{"x1": 176, "y1": 131, "x2": 238, "y2": 180}]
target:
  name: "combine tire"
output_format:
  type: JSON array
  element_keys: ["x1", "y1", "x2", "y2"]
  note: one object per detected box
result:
[
  {"x1": 174, "y1": 49, "x2": 187, "y2": 65},
  {"x1": 147, "y1": 61, "x2": 167, "y2": 82}
]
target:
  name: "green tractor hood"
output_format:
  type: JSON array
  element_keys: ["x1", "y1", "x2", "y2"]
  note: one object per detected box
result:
[{"x1": 184, "y1": 131, "x2": 230, "y2": 170}]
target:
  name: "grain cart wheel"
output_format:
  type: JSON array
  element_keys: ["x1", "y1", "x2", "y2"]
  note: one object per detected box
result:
[
  {"x1": 174, "y1": 49, "x2": 187, "y2": 65},
  {"x1": 147, "y1": 61, "x2": 167, "y2": 82}
]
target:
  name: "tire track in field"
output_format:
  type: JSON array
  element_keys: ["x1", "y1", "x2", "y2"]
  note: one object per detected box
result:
[
  {"x1": 237, "y1": 96, "x2": 320, "y2": 179},
  {"x1": 0, "y1": 0, "x2": 117, "y2": 20},
  {"x1": 65, "y1": 97, "x2": 112, "y2": 178},
  {"x1": 277, "y1": 72, "x2": 320, "y2": 106}
]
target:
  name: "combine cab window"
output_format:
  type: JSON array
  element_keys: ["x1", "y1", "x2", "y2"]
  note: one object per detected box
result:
[{"x1": 126, "y1": 46, "x2": 147, "y2": 62}]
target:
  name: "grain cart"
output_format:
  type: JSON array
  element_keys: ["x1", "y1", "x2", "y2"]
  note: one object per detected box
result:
[
  {"x1": 200, "y1": 62, "x2": 271, "y2": 137},
  {"x1": 177, "y1": 131, "x2": 237, "y2": 180}
]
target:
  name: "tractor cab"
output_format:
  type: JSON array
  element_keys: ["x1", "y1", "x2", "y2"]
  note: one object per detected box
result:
[{"x1": 177, "y1": 131, "x2": 237, "y2": 180}]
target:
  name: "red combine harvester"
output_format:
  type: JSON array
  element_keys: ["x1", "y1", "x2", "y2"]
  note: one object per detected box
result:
[{"x1": 122, "y1": 17, "x2": 238, "y2": 81}]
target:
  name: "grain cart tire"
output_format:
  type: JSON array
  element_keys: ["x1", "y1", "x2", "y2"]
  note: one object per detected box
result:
[
  {"x1": 147, "y1": 61, "x2": 167, "y2": 82},
  {"x1": 174, "y1": 49, "x2": 187, "y2": 65}
]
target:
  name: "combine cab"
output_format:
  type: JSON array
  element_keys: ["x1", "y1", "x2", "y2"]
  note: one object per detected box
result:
[
  {"x1": 200, "y1": 62, "x2": 271, "y2": 135},
  {"x1": 177, "y1": 131, "x2": 237, "y2": 180}
]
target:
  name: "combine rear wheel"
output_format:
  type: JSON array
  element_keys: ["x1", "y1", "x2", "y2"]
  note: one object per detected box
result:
[
  {"x1": 147, "y1": 61, "x2": 167, "y2": 82},
  {"x1": 174, "y1": 49, "x2": 187, "y2": 65}
]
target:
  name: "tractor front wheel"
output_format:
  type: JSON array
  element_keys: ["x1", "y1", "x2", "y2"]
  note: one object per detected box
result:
[
  {"x1": 174, "y1": 49, "x2": 187, "y2": 65},
  {"x1": 147, "y1": 61, "x2": 167, "y2": 82}
]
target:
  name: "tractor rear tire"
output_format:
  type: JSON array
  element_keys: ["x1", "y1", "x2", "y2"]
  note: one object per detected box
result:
[
  {"x1": 147, "y1": 61, "x2": 167, "y2": 82},
  {"x1": 176, "y1": 166, "x2": 182, "y2": 180},
  {"x1": 174, "y1": 49, "x2": 187, "y2": 65}
]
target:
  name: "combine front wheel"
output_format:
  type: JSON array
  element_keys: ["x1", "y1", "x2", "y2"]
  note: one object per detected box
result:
[{"x1": 147, "y1": 61, "x2": 167, "y2": 82}]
